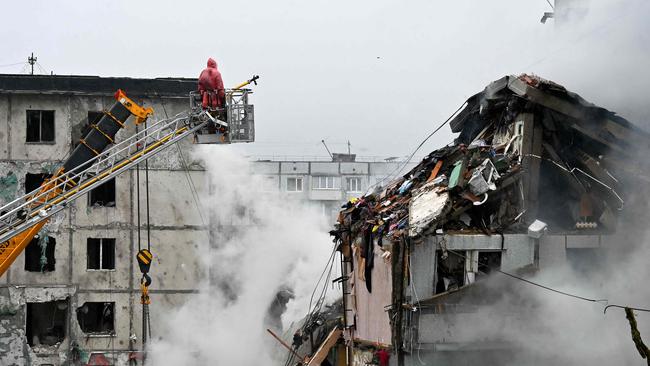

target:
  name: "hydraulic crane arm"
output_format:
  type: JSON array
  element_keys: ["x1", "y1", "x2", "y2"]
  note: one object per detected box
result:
[{"x1": 0, "y1": 91, "x2": 231, "y2": 277}]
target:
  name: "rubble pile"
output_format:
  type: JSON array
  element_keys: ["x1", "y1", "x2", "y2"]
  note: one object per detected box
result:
[{"x1": 332, "y1": 74, "x2": 646, "y2": 258}]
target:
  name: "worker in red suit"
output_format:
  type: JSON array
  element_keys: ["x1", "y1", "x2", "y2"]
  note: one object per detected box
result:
[
  {"x1": 198, "y1": 58, "x2": 225, "y2": 110},
  {"x1": 376, "y1": 348, "x2": 390, "y2": 366}
]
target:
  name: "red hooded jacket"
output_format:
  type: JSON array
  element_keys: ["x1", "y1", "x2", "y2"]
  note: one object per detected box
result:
[{"x1": 198, "y1": 58, "x2": 225, "y2": 107}]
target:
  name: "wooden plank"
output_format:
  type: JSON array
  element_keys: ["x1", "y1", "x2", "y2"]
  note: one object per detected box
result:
[{"x1": 308, "y1": 328, "x2": 342, "y2": 366}]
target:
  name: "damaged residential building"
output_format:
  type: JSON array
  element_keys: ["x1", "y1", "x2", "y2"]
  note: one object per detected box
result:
[
  {"x1": 0, "y1": 73, "x2": 412, "y2": 365},
  {"x1": 0, "y1": 74, "x2": 207, "y2": 365},
  {"x1": 330, "y1": 74, "x2": 649, "y2": 365}
]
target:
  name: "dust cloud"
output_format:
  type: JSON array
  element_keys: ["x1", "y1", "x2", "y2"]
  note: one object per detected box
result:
[{"x1": 146, "y1": 147, "x2": 337, "y2": 365}]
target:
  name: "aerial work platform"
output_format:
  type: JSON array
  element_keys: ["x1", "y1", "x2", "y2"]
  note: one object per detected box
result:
[{"x1": 190, "y1": 87, "x2": 255, "y2": 144}]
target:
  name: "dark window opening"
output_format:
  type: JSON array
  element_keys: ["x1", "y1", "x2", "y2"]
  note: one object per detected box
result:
[
  {"x1": 25, "y1": 236, "x2": 56, "y2": 272},
  {"x1": 435, "y1": 250, "x2": 466, "y2": 294},
  {"x1": 87, "y1": 238, "x2": 116, "y2": 270},
  {"x1": 76, "y1": 302, "x2": 115, "y2": 334},
  {"x1": 83, "y1": 111, "x2": 103, "y2": 139},
  {"x1": 25, "y1": 173, "x2": 52, "y2": 194},
  {"x1": 26, "y1": 110, "x2": 55, "y2": 143},
  {"x1": 477, "y1": 251, "x2": 502, "y2": 278},
  {"x1": 26, "y1": 300, "x2": 67, "y2": 347},
  {"x1": 88, "y1": 178, "x2": 116, "y2": 207}
]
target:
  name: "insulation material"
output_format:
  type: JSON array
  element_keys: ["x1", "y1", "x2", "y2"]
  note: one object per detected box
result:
[
  {"x1": 0, "y1": 172, "x2": 18, "y2": 203},
  {"x1": 408, "y1": 183, "x2": 451, "y2": 238}
]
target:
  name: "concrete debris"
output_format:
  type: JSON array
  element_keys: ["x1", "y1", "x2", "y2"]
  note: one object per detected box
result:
[
  {"x1": 333, "y1": 74, "x2": 647, "y2": 246},
  {"x1": 282, "y1": 300, "x2": 344, "y2": 366}
]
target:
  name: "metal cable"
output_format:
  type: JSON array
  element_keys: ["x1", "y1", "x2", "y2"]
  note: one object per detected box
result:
[
  {"x1": 144, "y1": 119, "x2": 151, "y2": 251},
  {"x1": 157, "y1": 94, "x2": 207, "y2": 226},
  {"x1": 604, "y1": 305, "x2": 650, "y2": 314},
  {"x1": 365, "y1": 101, "x2": 467, "y2": 193},
  {"x1": 0, "y1": 61, "x2": 25, "y2": 68},
  {"x1": 440, "y1": 248, "x2": 650, "y2": 313},
  {"x1": 136, "y1": 124, "x2": 142, "y2": 252}
]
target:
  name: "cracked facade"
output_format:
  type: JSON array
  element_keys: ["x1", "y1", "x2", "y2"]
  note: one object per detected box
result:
[{"x1": 0, "y1": 74, "x2": 206, "y2": 365}]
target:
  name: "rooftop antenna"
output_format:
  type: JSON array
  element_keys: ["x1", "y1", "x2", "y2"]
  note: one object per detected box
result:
[
  {"x1": 321, "y1": 139, "x2": 333, "y2": 159},
  {"x1": 347, "y1": 140, "x2": 351, "y2": 155},
  {"x1": 27, "y1": 53, "x2": 37, "y2": 75}
]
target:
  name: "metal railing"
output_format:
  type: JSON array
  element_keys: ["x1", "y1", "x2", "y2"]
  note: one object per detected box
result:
[{"x1": 189, "y1": 89, "x2": 254, "y2": 143}]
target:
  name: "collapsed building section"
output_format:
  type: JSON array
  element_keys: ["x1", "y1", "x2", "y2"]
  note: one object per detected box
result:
[{"x1": 330, "y1": 74, "x2": 649, "y2": 365}]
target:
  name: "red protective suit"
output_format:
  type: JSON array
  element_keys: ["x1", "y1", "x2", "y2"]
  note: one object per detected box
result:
[
  {"x1": 376, "y1": 349, "x2": 390, "y2": 366},
  {"x1": 198, "y1": 58, "x2": 225, "y2": 109}
]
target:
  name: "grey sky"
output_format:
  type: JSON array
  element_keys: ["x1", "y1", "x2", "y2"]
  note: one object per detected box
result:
[{"x1": 2, "y1": 0, "x2": 648, "y2": 158}]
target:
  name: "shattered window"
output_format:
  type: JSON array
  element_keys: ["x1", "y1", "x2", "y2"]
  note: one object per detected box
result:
[
  {"x1": 26, "y1": 110, "x2": 55, "y2": 143},
  {"x1": 26, "y1": 300, "x2": 67, "y2": 347},
  {"x1": 24, "y1": 173, "x2": 52, "y2": 194},
  {"x1": 477, "y1": 251, "x2": 501, "y2": 277},
  {"x1": 312, "y1": 176, "x2": 337, "y2": 190},
  {"x1": 25, "y1": 236, "x2": 56, "y2": 272},
  {"x1": 87, "y1": 238, "x2": 116, "y2": 270},
  {"x1": 88, "y1": 177, "x2": 116, "y2": 207},
  {"x1": 435, "y1": 250, "x2": 466, "y2": 294},
  {"x1": 287, "y1": 177, "x2": 303, "y2": 192},
  {"x1": 346, "y1": 177, "x2": 362, "y2": 192},
  {"x1": 76, "y1": 302, "x2": 115, "y2": 334}
]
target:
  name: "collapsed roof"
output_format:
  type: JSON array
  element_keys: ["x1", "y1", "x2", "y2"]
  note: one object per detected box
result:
[{"x1": 332, "y1": 74, "x2": 649, "y2": 247}]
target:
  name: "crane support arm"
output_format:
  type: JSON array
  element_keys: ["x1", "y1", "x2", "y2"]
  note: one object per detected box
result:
[{"x1": 0, "y1": 90, "x2": 154, "y2": 277}]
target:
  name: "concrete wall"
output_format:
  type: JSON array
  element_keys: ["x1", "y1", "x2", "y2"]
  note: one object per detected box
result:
[
  {"x1": 404, "y1": 232, "x2": 605, "y2": 365},
  {"x1": 0, "y1": 91, "x2": 204, "y2": 364}
]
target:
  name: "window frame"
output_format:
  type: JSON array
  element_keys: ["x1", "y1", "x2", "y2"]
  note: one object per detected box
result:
[
  {"x1": 86, "y1": 238, "x2": 116, "y2": 271},
  {"x1": 76, "y1": 301, "x2": 116, "y2": 336},
  {"x1": 346, "y1": 177, "x2": 362, "y2": 192},
  {"x1": 88, "y1": 177, "x2": 116, "y2": 208},
  {"x1": 312, "y1": 176, "x2": 338, "y2": 190},
  {"x1": 286, "y1": 177, "x2": 304, "y2": 192},
  {"x1": 24, "y1": 236, "x2": 56, "y2": 272},
  {"x1": 25, "y1": 110, "x2": 55, "y2": 144}
]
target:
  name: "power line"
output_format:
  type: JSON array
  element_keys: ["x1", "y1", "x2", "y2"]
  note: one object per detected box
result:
[
  {"x1": 0, "y1": 62, "x2": 25, "y2": 68},
  {"x1": 155, "y1": 93, "x2": 207, "y2": 226},
  {"x1": 545, "y1": 0, "x2": 554, "y2": 10},
  {"x1": 284, "y1": 243, "x2": 338, "y2": 366},
  {"x1": 605, "y1": 304, "x2": 650, "y2": 314},
  {"x1": 365, "y1": 100, "x2": 467, "y2": 193},
  {"x1": 441, "y1": 247, "x2": 650, "y2": 314}
]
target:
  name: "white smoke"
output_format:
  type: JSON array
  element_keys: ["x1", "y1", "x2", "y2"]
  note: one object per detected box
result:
[
  {"x1": 411, "y1": 1, "x2": 650, "y2": 364},
  {"x1": 430, "y1": 224, "x2": 650, "y2": 366},
  {"x1": 532, "y1": 0, "x2": 650, "y2": 124},
  {"x1": 146, "y1": 147, "x2": 337, "y2": 365}
]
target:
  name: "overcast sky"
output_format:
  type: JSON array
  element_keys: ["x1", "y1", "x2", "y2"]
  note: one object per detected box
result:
[{"x1": 2, "y1": 0, "x2": 648, "y2": 159}]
